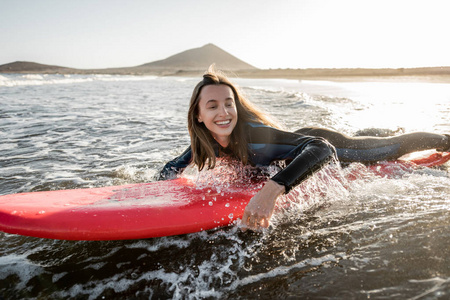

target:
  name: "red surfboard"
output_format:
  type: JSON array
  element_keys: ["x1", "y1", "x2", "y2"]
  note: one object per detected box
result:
[{"x1": 0, "y1": 151, "x2": 448, "y2": 241}]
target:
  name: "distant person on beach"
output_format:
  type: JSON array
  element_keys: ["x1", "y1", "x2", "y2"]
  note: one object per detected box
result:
[{"x1": 159, "y1": 66, "x2": 450, "y2": 230}]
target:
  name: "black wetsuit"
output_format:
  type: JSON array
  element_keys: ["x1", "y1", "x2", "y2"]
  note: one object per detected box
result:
[
  {"x1": 159, "y1": 123, "x2": 449, "y2": 192},
  {"x1": 159, "y1": 123, "x2": 336, "y2": 193}
]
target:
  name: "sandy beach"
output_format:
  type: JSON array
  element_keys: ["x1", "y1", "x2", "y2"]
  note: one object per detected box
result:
[{"x1": 176, "y1": 69, "x2": 450, "y2": 84}]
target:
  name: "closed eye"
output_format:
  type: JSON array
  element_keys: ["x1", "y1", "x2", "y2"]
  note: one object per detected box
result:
[{"x1": 225, "y1": 99, "x2": 235, "y2": 107}]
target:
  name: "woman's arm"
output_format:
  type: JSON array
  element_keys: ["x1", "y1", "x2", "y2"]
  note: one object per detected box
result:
[
  {"x1": 270, "y1": 138, "x2": 336, "y2": 192},
  {"x1": 158, "y1": 146, "x2": 192, "y2": 180},
  {"x1": 242, "y1": 125, "x2": 336, "y2": 230}
]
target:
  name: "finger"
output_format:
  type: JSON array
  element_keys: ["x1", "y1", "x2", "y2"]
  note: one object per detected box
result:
[
  {"x1": 240, "y1": 221, "x2": 248, "y2": 231},
  {"x1": 242, "y1": 210, "x2": 251, "y2": 222},
  {"x1": 248, "y1": 214, "x2": 258, "y2": 229},
  {"x1": 261, "y1": 217, "x2": 270, "y2": 228},
  {"x1": 240, "y1": 211, "x2": 252, "y2": 231},
  {"x1": 242, "y1": 211, "x2": 249, "y2": 223}
]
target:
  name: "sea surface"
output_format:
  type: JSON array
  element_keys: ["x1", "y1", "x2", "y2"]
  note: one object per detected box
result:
[{"x1": 0, "y1": 74, "x2": 449, "y2": 299}]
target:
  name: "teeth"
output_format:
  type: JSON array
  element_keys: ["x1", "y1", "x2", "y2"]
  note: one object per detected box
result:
[{"x1": 216, "y1": 120, "x2": 231, "y2": 125}]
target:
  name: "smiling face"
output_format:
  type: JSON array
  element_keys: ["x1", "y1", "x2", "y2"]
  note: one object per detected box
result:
[{"x1": 197, "y1": 84, "x2": 238, "y2": 147}]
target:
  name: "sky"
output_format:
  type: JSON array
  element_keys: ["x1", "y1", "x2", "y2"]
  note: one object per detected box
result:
[{"x1": 1, "y1": 0, "x2": 450, "y2": 69}]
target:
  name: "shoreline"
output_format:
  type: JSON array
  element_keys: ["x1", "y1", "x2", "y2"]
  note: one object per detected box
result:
[
  {"x1": 234, "y1": 74, "x2": 450, "y2": 84},
  {"x1": 2, "y1": 69, "x2": 450, "y2": 84},
  {"x1": 208, "y1": 70, "x2": 450, "y2": 84}
]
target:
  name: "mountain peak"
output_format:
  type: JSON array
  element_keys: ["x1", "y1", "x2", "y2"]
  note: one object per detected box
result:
[
  {"x1": 139, "y1": 44, "x2": 257, "y2": 70},
  {"x1": 201, "y1": 43, "x2": 219, "y2": 49}
]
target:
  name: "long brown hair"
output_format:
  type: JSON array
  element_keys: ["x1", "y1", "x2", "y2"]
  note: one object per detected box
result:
[{"x1": 188, "y1": 65, "x2": 280, "y2": 170}]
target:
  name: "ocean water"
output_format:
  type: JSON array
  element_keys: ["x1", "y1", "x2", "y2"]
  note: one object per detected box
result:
[{"x1": 0, "y1": 73, "x2": 449, "y2": 299}]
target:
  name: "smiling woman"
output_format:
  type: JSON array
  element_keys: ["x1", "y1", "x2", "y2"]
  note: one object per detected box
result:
[
  {"x1": 160, "y1": 66, "x2": 336, "y2": 229},
  {"x1": 158, "y1": 66, "x2": 450, "y2": 231}
]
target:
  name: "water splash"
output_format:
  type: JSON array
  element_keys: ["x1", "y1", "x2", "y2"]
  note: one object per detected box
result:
[{"x1": 0, "y1": 74, "x2": 159, "y2": 87}]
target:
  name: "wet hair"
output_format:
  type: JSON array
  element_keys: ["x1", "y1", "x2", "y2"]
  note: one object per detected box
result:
[{"x1": 188, "y1": 65, "x2": 280, "y2": 170}]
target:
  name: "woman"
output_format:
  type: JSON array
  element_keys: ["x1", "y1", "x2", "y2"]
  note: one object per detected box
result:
[{"x1": 160, "y1": 67, "x2": 450, "y2": 230}]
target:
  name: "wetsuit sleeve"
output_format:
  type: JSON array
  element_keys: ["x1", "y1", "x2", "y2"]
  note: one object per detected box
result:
[
  {"x1": 158, "y1": 146, "x2": 192, "y2": 180},
  {"x1": 248, "y1": 124, "x2": 336, "y2": 193},
  {"x1": 270, "y1": 138, "x2": 335, "y2": 193}
]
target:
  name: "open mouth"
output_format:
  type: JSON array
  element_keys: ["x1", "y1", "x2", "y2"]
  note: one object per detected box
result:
[{"x1": 215, "y1": 120, "x2": 231, "y2": 126}]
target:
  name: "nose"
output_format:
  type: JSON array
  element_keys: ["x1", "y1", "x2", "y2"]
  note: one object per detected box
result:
[{"x1": 219, "y1": 104, "x2": 229, "y2": 116}]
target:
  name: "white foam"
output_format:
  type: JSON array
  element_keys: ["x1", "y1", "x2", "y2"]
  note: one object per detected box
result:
[
  {"x1": 0, "y1": 253, "x2": 44, "y2": 290},
  {"x1": 231, "y1": 253, "x2": 340, "y2": 289},
  {"x1": 114, "y1": 165, "x2": 157, "y2": 183},
  {"x1": 0, "y1": 74, "x2": 159, "y2": 87},
  {"x1": 126, "y1": 236, "x2": 192, "y2": 252}
]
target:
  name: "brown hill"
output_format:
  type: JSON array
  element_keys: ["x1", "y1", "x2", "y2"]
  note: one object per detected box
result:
[
  {"x1": 134, "y1": 43, "x2": 257, "y2": 71},
  {"x1": 0, "y1": 61, "x2": 76, "y2": 73}
]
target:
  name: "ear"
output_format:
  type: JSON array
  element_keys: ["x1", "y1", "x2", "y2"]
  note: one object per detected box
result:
[{"x1": 197, "y1": 116, "x2": 203, "y2": 123}]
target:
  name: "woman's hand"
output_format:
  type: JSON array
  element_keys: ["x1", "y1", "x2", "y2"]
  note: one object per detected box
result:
[{"x1": 241, "y1": 180, "x2": 285, "y2": 230}]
